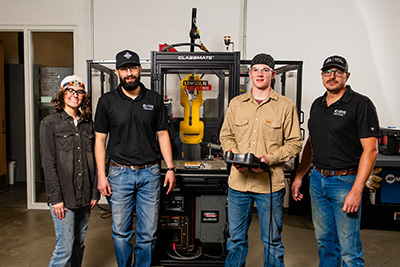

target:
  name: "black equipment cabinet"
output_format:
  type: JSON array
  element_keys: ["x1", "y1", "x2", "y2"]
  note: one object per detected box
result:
[{"x1": 152, "y1": 162, "x2": 229, "y2": 266}]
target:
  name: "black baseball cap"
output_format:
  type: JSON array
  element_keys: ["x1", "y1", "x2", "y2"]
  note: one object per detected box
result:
[
  {"x1": 116, "y1": 50, "x2": 141, "y2": 69},
  {"x1": 250, "y1": 53, "x2": 275, "y2": 70},
  {"x1": 321, "y1": 55, "x2": 348, "y2": 72}
]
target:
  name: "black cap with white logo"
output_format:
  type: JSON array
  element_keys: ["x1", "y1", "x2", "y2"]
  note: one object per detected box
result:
[
  {"x1": 116, "y1": 50, "x2": 141, "y2": 69},
  {"x1": 321, "y1": 55, "x2": 348, "y2": 72}
]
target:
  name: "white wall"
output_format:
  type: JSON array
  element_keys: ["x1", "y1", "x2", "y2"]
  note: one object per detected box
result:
[
  {"x1": 0, "y1": 0, "x2": 91, "y2": 80},
  {"x1": 1, "y1": 0, "x2": 399, "y2": 128},
  {"x1": 246, "y1": 0, "x2": 400, "y2": 130}
]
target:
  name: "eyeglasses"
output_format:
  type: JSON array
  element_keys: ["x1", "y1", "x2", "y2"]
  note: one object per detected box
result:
[
  {"x1": 66, "y1": 88, "x2": 85, "y2": 96},
  {"x1": 322, "y1": 69, "x2": 346, "y2": 77},
  {"x1": 250, "y1": 67, "x2": 273, "y2": 74},
  {"x1": 119, "y1": 65, "x2": 140, "y2": 73}
]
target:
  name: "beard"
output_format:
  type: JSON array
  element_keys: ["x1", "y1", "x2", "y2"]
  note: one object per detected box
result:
[{"x1": 120, "y1": 75, "x2": 141, "y2": 91}]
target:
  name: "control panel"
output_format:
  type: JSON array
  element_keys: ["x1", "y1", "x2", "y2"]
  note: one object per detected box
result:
[
  {"x1": 224, "y1": 151, "x2": 269, "y2": 171},
  {"x1": 159, "y1": 216, "x2": 189, "y2": 249}
]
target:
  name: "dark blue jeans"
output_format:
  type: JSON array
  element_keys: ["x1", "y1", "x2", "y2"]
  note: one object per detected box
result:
[
  {"x1": 225, "y1": 187, "x2": 285, "y2": 267},
  {"x1": 107, "y1": 164, "x2": 161, "y2": 267},
  {"x1": 310, "y1": 167, "x2": 364, "y2": 267}
]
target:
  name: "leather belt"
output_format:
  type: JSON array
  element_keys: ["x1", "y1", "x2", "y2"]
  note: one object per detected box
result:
[
  {"x1": 110, "y1": 160, "x2": 158, "y2": 171},
  {"x1": 315, "y1": 168, "x2": 357, "y2": 177}
]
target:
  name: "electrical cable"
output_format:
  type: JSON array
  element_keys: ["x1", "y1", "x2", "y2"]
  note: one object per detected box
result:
[
  {"x1": 266, "y1": 168, "x2": 273, "y2": 267},
  {"x1": 202, "y1": 241, "x2": 225, "y2": 259},
  {"x1": 164, "y1": 243, "x2": 203, "y2": 260},
  {"x1": 96, "y1": 205, "x2": 137, "y2": 220},
  {"x1": 161, "y1": 42, "x2": 209, "y2": 52},
  {"x1": 96, "y1": 204, "x2": 112, "y2": 219}
]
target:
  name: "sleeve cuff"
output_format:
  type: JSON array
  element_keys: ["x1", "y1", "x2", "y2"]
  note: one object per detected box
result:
[
  {"x1": 266, "y1": 153, "x2": 279, "y2": 165},
  {"x1": 92, "y1": 190, "x2": 101, "y2": 200},
  {"x1": 48, "y1": 194, "x2": 63, "y2": 205}
]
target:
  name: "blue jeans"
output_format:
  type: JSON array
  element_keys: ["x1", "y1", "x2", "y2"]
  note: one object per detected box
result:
[
  {"x1": 309, "y1": 167, "x2": 364, "y2": 267},
  {"x1": 107, "y1": 164, "x2": 161, "y2": 267},
  {"x1": 225, "y1": 187, "x2": 285, "y2": 267},
  {"x1": 49, "y1": 204, "x2": 91, "y2": 267}
]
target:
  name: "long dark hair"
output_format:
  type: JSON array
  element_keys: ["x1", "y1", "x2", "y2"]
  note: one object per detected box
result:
[{"x1": 51, "y1": 89, "x2": 92, "y2": 119}]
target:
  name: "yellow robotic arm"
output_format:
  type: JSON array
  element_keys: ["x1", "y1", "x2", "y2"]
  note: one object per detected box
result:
[{"x1": 179, "y1": 74, "x2": 204, "y2": 144}]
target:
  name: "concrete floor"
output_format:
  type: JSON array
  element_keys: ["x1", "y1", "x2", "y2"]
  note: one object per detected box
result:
[{"x1": 0, "y1": 183, "x2": 399, "y2": 267}]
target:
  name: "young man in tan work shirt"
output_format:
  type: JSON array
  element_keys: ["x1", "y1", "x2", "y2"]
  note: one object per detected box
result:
[{"x1": 220, "y1": 53, "x2": 302, "y2": 267}]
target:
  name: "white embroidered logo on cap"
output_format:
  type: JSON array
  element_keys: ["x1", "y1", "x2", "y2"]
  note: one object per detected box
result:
[
  {"x1": 124, "y1": 52, "x2": 132, "y2": 59},
  {"x1": 326, "y1": 57, "x2": 344, "y2": 64},
  {"x1": 334, "y1": 57, "x2": 344, "y2": 64}
]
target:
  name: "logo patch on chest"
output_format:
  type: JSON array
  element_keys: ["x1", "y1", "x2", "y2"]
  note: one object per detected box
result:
[
  {"x1": 333, "y1": 109, "x2": 347, "y2": 117},
  {"x1": 142, "y1": 104, "x2": 154, "y2": 111}
]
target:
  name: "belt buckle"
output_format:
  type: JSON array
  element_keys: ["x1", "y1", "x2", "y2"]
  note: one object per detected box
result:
[
  {"x1": 129, "y1": 162, "x2": 155, "y2": 171},
  {"x1": 130, "y1": 165, "x2": 145, "y2": 171},
  {"x1": 320, "y1": 169, "x2": 331, "y2": 177},
  {"x1": 130, "y1": 165, "x2": 137, "y2": 171}
]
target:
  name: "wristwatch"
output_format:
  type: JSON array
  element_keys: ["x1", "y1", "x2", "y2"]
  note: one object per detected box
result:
[{"x1": 166, "y1": 167, "x2": 175, "y2": 173}]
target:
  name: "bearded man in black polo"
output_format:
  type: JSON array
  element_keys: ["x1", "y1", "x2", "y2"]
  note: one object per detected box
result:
[{"x1": 94, "y1": 50, "x2": 175, "y2": 267}]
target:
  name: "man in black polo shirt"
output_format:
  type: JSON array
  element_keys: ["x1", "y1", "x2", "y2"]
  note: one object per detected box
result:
[
  {"x1": 94, "y1": 49, "x2": 175, "y2": 267},
  {"x1": 291, "y1": 55, "x2": 379, "y2": 266}
]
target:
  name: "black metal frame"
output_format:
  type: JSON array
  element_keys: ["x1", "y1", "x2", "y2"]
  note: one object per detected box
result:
[
  {"x1": 86, "y1": 59, "x2": 151, "y2": 109},
  {"x1": 86, "y1": 60, "x2": 117, "y2": 97},
  {"x1": 151, "y1": 51, "x2": 241, "y2": 161},
  {"x1": 151, "y1": 51, "x2": 241, "y2": 101},
  {"x1": 87, "y1": 57, "x2": 302, "y2": 127}
]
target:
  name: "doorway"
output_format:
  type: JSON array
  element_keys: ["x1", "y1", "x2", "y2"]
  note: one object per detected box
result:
[
  {"x1": 0, "y1": 31, "x2": 74, "y2": 208},
  {"x1": 0, "y1": 32, "x2": 26, "y2": 206},
  {"x1": 32, "y1": 32, "x2": 74, "y2": 204}
]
